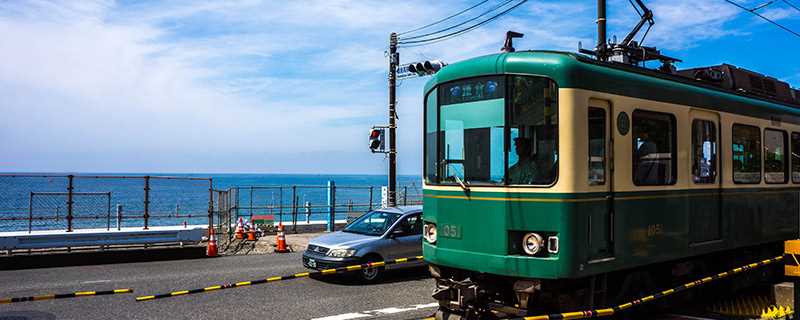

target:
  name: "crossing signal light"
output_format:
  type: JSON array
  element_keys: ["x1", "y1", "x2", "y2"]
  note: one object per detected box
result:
[
  {"x1": 407, "y1": 60, "x2": 446, "y2": 76},
  {"x1": 369, "y1": 128, "x2": 385, "y2": 153}
]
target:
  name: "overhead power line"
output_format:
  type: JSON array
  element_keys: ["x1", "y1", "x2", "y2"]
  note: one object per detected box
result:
[
  {"x1": 399, "y1": 0, "x2": 519, "y2": 41},
  {"x1": 783, "y1": 0, "x2": 800, "y2": 13},
  {"x1": 398, "y1": 0, "x2": 527, "y2": 46},
  {"x1": 398, "y1": 0, "x2": 491, "y2": 36},
  {"x1": 724, "y1": 0, "x2": 800, "y2": 39}
]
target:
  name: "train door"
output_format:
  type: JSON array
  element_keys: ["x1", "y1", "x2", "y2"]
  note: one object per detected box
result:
[
  {"x1": 588, "y1": 99, "x2": 614, "y2": 260},
  {"x1": 688, "y1": 110, "x2": 722, "y2": 244}
]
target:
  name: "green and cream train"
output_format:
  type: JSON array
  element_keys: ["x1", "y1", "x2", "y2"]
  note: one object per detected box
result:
[{"x1": 420, "y1": 50, "x2": 800, "y2": 318}]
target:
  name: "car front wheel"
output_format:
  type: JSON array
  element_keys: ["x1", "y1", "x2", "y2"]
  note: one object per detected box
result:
[{"x1": 358, "y1": 255, "x2": 383, "y2": 283}]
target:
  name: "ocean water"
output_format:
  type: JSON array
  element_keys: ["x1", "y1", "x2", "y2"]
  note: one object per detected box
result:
[{"x1": 0, "y1": 173, "x2": 422, "y2": 232}]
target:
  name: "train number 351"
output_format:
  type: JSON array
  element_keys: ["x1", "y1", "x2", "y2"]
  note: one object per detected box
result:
[
  {"x1": 440, "y1": 224, "x2": 462, "y2": 239},
  {"x1": 647, "y1": 223, "x2": 664, "y2": 237}
]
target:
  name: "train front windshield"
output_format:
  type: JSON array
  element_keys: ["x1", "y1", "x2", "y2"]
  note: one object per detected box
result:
[{"x1": 425, "y1": 75, "x2": 558, "y2": 186}]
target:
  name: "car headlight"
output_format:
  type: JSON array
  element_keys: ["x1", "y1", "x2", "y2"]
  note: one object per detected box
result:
[
  {"x1": 327, "y1": 248, "x2": 356, "y2": 258},
  {"x1": 423, "y1": 223, "x2": 437, "y2": 243},
  {"x1": 522, "y1": 233, "x2": 544, "y2": 256}
]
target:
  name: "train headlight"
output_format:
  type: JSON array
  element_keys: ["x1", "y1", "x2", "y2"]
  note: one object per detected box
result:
[
  {"x1": 423, "y1": 223, "x2": 437, "y2": 243},
  {"x1": 522, "y1": 233, "x2": 544, "y2": 255}
]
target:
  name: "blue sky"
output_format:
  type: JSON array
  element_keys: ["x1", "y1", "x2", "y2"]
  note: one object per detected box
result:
[{"x1": 1, "y1": 0, "x2": 799, "y2": 174}]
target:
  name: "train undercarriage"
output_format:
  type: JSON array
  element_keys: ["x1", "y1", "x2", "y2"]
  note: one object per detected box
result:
[{"x1": 429, "y1": 244, "x2": 783, "y2": 320}]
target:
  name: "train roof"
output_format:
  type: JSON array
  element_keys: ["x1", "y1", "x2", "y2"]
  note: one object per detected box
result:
[{"x1": 424, "y1": 50, "x2": 800, "y2": 125}]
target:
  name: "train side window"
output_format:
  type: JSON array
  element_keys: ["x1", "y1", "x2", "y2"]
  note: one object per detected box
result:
[
  {"x1": 793, "y1": 132, "x2": 800, "y2": 183},
  {"x1": 691, "y1": 119, "x2": 717, "y2": 184},
  {"x1": 732, "y1": 124, "x2": 761, "y2": 184},
  {"x1": 764, "y1": 129, "x2": 788, "y2": 184},
  {"x1": 588, "y1": 107, "x2": 606, "y2": 185},
  {"x1": 632, "y1": 110, "x2": 677, "y2": 186}
]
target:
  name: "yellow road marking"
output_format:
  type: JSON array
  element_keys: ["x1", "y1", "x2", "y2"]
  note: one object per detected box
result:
[
  {"x1": 113, "y1": 289, "x2": 132, "y2": 294},
  {"x1": 204, "y1": 286, "x2": 222, "y2": 291},
  {"x1": 235, "y1": 281, "x2": 251, "y2": 286},
  {"x1": 267, "y1": 276, "x2": 282, "y2": 282},
  {"x1": 74, "y1": 291, "x2": 95, "y2": 296},
  {"x1": 321, "y1": 269, "x2": 337, "y2": 274},
  {"x1": 294, "y1": 272, "x2": 310, "y2": 278},
  {"x1": 136, "y1": 296, "x2": 155, "y2": 301},
  {"x1": 171, "y1": 291, "x2": 189, "y2": 296}
]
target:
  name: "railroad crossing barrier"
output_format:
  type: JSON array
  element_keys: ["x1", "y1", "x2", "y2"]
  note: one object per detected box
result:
[
  {"x1": 472, "y1": 255, "x2": 784, "y2": 320},
  {"x1": 785, "y1": 239, "x2": 800, "y2": 319},
  {"x1": 135, "y1": 256, "x2": 425, "y2": 302},
  {"x1": 0, "y1": 288, "x2": 132, "y2": 304}
]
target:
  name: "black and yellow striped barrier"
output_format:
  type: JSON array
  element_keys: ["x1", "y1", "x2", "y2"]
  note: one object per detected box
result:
[
  {"x1": 136, "y1": 255, "x2": 424, "y2": 302},
  {"x1": 511, "y1": 255, "x2": 783, "y2": 320},
  {"x1": 0, "y1": 289, "x2": 133, "y2": 304},
  {"x1": 470, "y1": 255, "x2": 784, "y2": 320}
]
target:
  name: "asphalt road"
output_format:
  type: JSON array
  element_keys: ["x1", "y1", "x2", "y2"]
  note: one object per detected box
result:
[{"x1": 0, "y1": 249, "x2": 437, "y2": 320}]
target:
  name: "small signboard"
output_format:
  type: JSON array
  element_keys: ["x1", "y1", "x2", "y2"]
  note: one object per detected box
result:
[
  {"x1": 252, "y1": 215, "x2": 274, "y2": 226},
  {"x1": 381, "y1": 186, "x2": 388, "y2": 208}
]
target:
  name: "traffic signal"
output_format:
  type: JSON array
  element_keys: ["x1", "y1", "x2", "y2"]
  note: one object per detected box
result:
[
  {"x1": 407, "y1": 60, "x2": 447, "y2": 76},
  {"x1": 369, "y1": 128, "x2": 385, "y2": 153}
]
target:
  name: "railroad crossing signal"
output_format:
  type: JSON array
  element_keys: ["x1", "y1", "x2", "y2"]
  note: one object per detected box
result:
[{"x1": 369, "y1": 127, "x2": 386, "y2": 153}]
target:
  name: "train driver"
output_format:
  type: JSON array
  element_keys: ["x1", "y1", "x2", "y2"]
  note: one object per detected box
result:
[{"x1": 508, "y1": 137, "x2": 536, "y2": 184}]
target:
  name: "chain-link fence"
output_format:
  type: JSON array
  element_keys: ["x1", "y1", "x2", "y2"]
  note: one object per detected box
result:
[
  {"x1": 0, "y1": 174, "x2": 423, "y2": 239},
  {"x1": 0, "y1": 174, "x2": 213, "y2": 233},
  {"x1": 219, "y1": 182, "x2": 423, "y2": 238}
]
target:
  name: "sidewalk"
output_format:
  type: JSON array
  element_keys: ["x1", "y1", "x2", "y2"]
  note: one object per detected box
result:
[{"x1": 221, "y1": 231, "x2": 325, "y2": 255}]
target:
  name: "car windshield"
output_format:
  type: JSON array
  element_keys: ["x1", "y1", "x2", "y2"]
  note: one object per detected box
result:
[{"x1": 343, "y1": 210, "x2": 402, "y2": 236}]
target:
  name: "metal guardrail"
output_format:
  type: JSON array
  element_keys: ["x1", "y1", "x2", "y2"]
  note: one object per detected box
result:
[
  {"x1": 0, "y1": 226, "x2": 207, "y2": 251},
  {"x1": 0, "y1": 175, "x2": 422, "y2": 250}
]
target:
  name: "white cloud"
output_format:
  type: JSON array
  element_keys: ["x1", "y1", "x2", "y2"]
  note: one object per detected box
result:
[{"x1": 0, "y1": 0, "x2": 792, "y2": 173}]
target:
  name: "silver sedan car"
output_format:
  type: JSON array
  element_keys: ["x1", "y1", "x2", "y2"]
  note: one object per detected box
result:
[{"x1": 302, "y1": 206, "x2": 423, "y2": 282}]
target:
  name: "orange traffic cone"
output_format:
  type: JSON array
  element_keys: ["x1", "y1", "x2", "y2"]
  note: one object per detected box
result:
[
  {"x1": 235, "y1": 217, "x2": 244, "y2": 240},
  {"x1": 206, "y1": 228, "x2": 218, "y2": 257},
  {"x1": 275, "y1": 223, "x2": 289, "y2": 253},
  {"x1": 247, "y1": 220, "x2": 256, "y2": 241}
]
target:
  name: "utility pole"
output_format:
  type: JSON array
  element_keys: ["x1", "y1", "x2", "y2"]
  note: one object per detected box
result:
[
  {"x1": 387, "y1": 32, "x2": 398, "y2": 207},
  {"x1": 596, "y1": 0, "x2": 607, "y2": 61}
]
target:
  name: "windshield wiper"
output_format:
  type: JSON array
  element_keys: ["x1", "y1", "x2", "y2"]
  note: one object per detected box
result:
[{"x1": 453, "y1": 175, "x2": 470, "y2": 193}]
